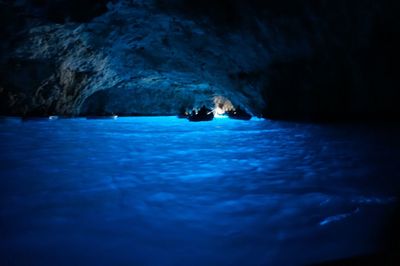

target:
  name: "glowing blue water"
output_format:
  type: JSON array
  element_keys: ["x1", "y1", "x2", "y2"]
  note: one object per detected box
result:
[{"x1": 1, "y1": 117, "x2": 399, "y2": 265}]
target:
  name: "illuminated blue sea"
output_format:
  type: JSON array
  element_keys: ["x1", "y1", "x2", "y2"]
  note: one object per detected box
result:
[{"x1": 1, "y1": 117, "x2": 399, "y2": 265}]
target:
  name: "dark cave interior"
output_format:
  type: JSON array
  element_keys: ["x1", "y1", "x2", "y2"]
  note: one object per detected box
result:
[{"x1": 0, "y1": 0, "x2": 399, "y2": 120}]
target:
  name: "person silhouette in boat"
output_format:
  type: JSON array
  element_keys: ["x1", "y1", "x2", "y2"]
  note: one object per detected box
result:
[
  {"x1": 198, "y1": 105, "x2": 209, "y2": 116},
  {"x1": 227, "y1": 105, "x2": 252, "y2": 120},
  {"x1": 188, "y1": 105, "x2": 214, "y2": 121}
]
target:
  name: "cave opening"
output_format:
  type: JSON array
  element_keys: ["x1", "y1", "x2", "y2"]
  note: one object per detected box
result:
[{"x1": 212, "y1": 96, "x2": 234, "y2": 117}]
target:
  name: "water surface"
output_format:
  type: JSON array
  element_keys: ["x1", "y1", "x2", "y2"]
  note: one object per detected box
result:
[{"x1": 1, "y1": 117, "x2": 400, "y2": 265}]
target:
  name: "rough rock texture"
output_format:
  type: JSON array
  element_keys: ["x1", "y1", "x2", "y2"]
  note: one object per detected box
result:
[{"x1": 1, "y1": 0, "x2": 399, "y2": 119}]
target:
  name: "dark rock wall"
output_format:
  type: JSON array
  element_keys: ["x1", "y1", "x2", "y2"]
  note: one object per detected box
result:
[
  {"x1": 0, "y1": 0, "x2": 399, "y2": 120},
  {"x1": 258, "y1": 1, "x2": 400, "y2": 120}
]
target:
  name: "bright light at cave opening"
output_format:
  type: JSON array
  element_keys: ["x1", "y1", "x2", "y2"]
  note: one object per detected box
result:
[
  {"x1": 213, "y1": 96, "x2": 234, "y2": 118},
  {"x1": 214, "y1": 107, "x2": 227, "y2": 118}
]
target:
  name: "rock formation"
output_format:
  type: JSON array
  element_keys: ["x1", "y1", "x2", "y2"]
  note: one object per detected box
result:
[{"x1": 0, "y1": 0, "x2": 399, "y2": 120}]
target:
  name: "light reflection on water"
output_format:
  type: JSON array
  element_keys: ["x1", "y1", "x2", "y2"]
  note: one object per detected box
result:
[{"x1": 0, "y1": 117, "x2": 400, "y2": 265}]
